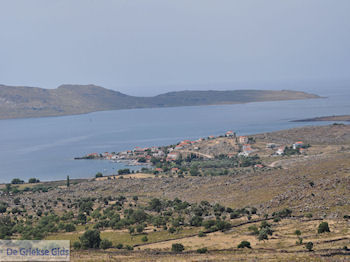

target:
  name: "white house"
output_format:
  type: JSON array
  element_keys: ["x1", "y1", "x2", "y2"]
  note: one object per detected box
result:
[
  {"x1": 276, "y1": 146, "x2": 285, "y2": 155},
  {"x1": 292, "y1": 141, "x2": 304, "y2": 150},
  {"x1": 239, "y1": 136, "x2": 249, "y2": 144}
]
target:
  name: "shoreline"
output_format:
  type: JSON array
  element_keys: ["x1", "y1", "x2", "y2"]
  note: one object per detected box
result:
[
  {"x1": 292, "y1": 115, "x2": 350, "y2": 122},
  {"x1": 2, "y1": 123, "x2": 348, "y2": 184},
  {"x1": 74, "y1": 123, "x2": 350, "y2": 181}
]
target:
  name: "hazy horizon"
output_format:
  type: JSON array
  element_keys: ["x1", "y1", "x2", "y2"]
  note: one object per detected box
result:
[{"x1": 1, "y1": 0, "x2": 349, "y2": 96}]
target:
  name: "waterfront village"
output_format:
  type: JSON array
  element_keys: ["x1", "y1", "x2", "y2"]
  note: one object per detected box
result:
[{"x1": 77, "y1": 131, "x2": 310, "y2": 176}]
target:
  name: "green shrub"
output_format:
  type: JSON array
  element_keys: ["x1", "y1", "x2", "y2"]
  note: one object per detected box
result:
[
  {"x1": 171, "y1": 243, "x2": 184, "y2": 253},
  {"x1": 248, "y1": 225, "x2": 259, "y2": 235},
  {"x1": 148, "y1": 198, "x2": 163, "y2": 212},
  {"x1": 237, "y1": 241, "x2": 251, "y2": 248},
  {"x1": 77, "y1": 213, "x2": 87, "y2": 224},
  {"x1": 14, "y1": 198, "x2": 21, "y2": 205},
  {"x1": 260, "y1": 221, "x2": 270, "y2": 229},
  {"x1": 318, "y1": 222, "x2": 330, "y2": 234},
  {"x1": 189, "y1": 216, "x2": 203, "y2": 227},
  {"x1": 131, "y1": 209, "x2": 148, "y2": 224},
  {"x1": 95, "y1": 173, "x2": 103, "y2": 178},
  {"x1": 73, "y1": 241, "x2": 81, "y2": 250},
  {"x1": 136, "y1": 224, "x2": 145, "y2": 234},
  {"x1": 118, "y1": 169, "x2": 130, "y2": 175},
  {"x1": 79, "y1": 230, "x2": 101, "y2": 249},
  {"x1": 126, "y1": 245, "x2": 133, "y2": 250},
  {"x1": 198, "y1": 231, "x2": 206, "y2": 237},
  {"x1": 28, "y1": 178, "x2": 40, "y2": 183},
  {"x1": 100, "y1": 239, "x2": 112, "y2": 250},
  {"x1": 168, "y1": 227, "x2": 176, "y2": 234},
  {"x1": 258, "y1": 230, "x2": 268, "y2": 241},
  {"x1": 0, "y1": 216, "x2": 14, "y2": 239},
  {"x1": 273, "y1": 217, "x2": 281, "y2": 222},
  {"x1": 203, "y1": 220, "x2": 216, "y2": 229},
  {"x1": 296, "y1": 237, "x2": 303, "y2": 245},
  {"x1": 128, "y1": 226, "x2": 135, "y2": 234},
  {"x1": 215, "y1": 220, "x2": 231, "y2": 232},
  {"x1": 141, "y1": 236, "x2": 148, "y2": 242},
  {"x1": 65, "y1": 223, "x2": 76, "y2": 232},
  {"x1": 11, "y1": 178, "x2": 24, "y2": 184},
  {"x1": 196, "y1": 247, "x2": 208, "y2": 253},
  {"x1": 116, "y1": 243, "x2": 123, "y2": 249},
  {"x1": 305, "y1": 213, "x2": 313, "y2": 218},
  {"x1": 230, "y1": 212, "x2": 239, "y2": 219},
  {"x1": 272, "y1": 208, "x2": 292, "y2": 218},
  {"x1": 0, "y1": 204, "x2": 7, "y2": 213},
  {"x1": 306, "y1": 241, "x2": 313, "y2": 251}
]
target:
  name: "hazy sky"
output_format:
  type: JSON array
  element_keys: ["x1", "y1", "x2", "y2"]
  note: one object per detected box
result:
[{"x1": 0, "y1": 0, "x2": 349, "y2": 95}]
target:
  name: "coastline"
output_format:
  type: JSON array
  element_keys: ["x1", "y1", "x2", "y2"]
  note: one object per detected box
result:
[
  {"x1": 292, "y1": 115, "x2": 350, "y2": 122},
  {"x1": 74, "y1": 123, "x2": 349, "y2": 181},
  {"x1": 1, "y1": 123, "x2": 348, "y2": 185}
]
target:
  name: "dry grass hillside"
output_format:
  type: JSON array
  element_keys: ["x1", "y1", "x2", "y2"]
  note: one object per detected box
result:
[{"x1": 254, "y1": 124, "x2": 350, "y2": 145}]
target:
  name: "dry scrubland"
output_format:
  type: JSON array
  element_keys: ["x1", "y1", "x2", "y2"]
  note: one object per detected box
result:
[{"x1": 1, "y1": 124, "x2": 350, "y2": 261}]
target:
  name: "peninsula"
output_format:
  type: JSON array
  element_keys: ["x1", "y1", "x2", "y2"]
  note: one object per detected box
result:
[
  {"x1": 293, "y1": 115, "x2": 350, "y2": 122},
  {"x1": 0, "y1": 84, "x2": 320, "y2": 119}
]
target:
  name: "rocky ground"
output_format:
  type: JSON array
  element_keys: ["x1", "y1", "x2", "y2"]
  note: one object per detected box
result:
[{"x1": 253, "y1": 124, "x2": 350, "y2": 145}]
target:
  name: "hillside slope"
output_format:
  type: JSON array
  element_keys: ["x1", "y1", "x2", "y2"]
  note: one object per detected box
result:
[{"x1": 0, "y1": 84, "x2": 320, "y2": 119}]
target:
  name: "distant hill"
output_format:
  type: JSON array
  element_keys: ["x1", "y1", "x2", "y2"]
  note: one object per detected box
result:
[{"x1": 0, "y1": 84, "x2": 320, "y2": 119}]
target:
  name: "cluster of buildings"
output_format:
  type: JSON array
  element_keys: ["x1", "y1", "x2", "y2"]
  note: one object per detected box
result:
[
  {"x1": 102, "y1": 152, "x2": 117, "y2": 160},
  {"x1": 82, "y1": 130, "x2": 260, "y2": 164},
  {"x1": 80, "y1": 131, "x2": 310, "y2": 177},
  {"x1": 174, "y1": 139, "x2": 200, "y2": 150},
  {"x1": 272, "y1": 141, "x2": 307, "y2": 156},
  {"x1": 85, "y1": 152, "x2": 100, "y2": 158},
  {"x1": 166, "y1": 152, "x2": 180, "y2": 162},
  {"x1": 238, "y1": 144, "x2": 254, "y2": 157}
]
